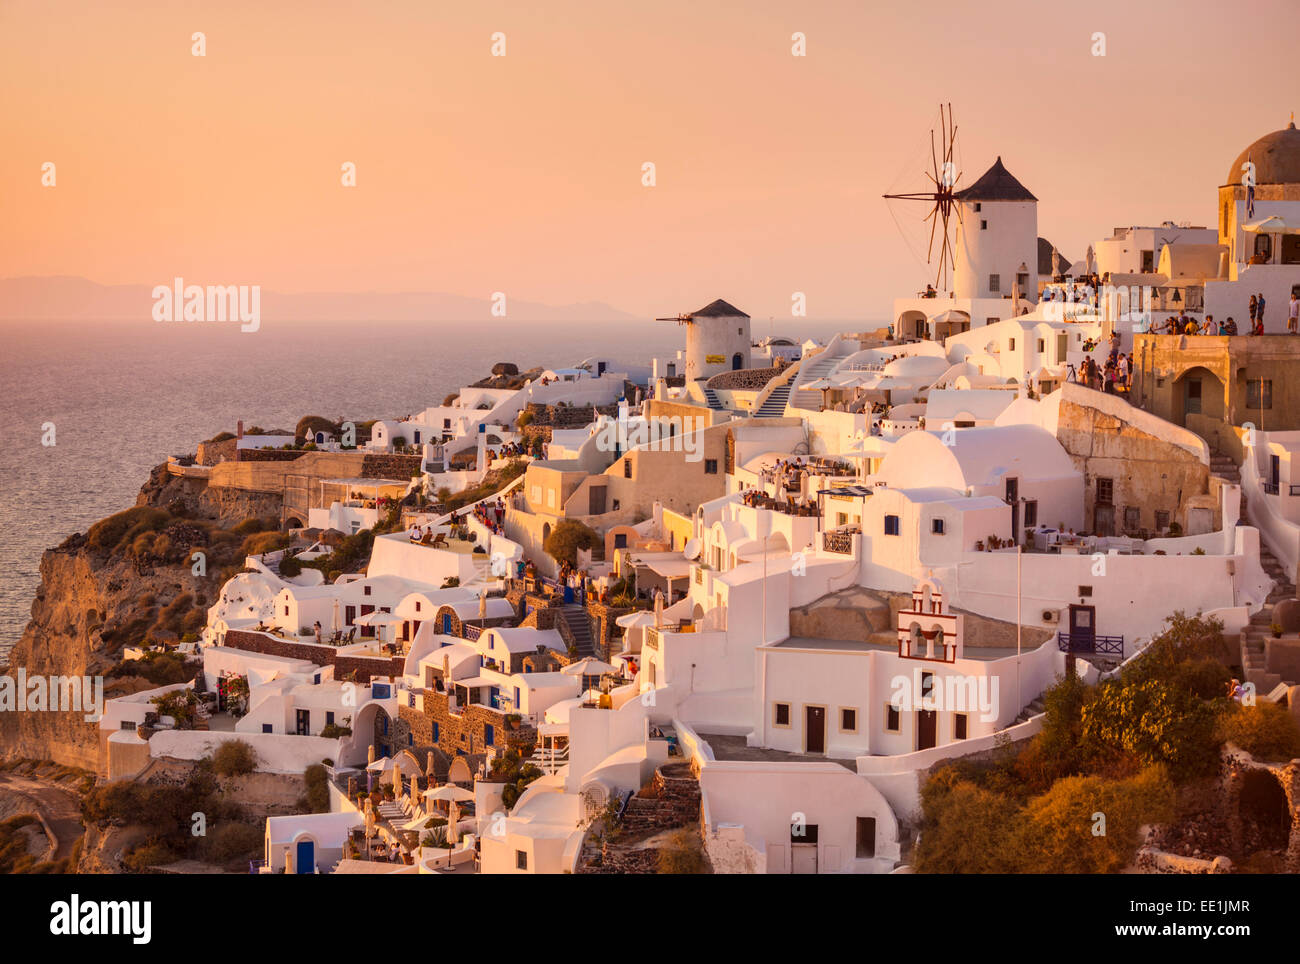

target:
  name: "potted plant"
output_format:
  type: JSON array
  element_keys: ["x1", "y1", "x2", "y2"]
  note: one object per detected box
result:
[
  {"x1": 506, "y1": 713, "x2": 522, "y2": 731},
  {"x1": 1271, "y1": 622, "x2": 1284, "y2": 639},
  {"x1": 975, "y1": 540, "x2": 984, "y2": 552}
]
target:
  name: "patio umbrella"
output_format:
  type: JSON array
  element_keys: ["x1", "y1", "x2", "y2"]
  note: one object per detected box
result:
[
  {"x1": 331, "y1": 598, "x2": 341, "y2": 636},
  {"x1": 447, "y1": 800, "x2": 461, "y2": 846},
  {"x1": 391, "y1": 764, "x2": 402, "y2": 797},
  {"x1": 425, "y1": 785, "x2": 474, "y2": 803},
  {"x1": 425, "y1": 751, "x2": 436, "y2": 781},
  {"x1": 653, "y1": 588, "x2": 664, "y2": 628},
  {"x1": 562, "y1": 657, "x2": 617, "y2": 677},
  {"x1": 367, "y1": 744, "x2": 376, "y2": 765},
  {"x1": 367, "y1": 756, "x2": 395, "y2": 772},
  {"x1": 479, "y1": 590, "x2": 487, "y2": 624}
]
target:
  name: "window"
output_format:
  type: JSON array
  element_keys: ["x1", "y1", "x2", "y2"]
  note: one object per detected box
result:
[
  {"x1": 432, "y1": 722, "x2": 440, "y2": 742},
  {"x1": 1125, "y1": 506, "x2": 1141, "y2": 531},
  {"x1": 415, "y1": 601, "x2": 421, "y2": 612},
  {"x1": 885, "y1": 703, "x2": 901, "y2": 732},
  {"x1": 884, "y1": 514, "x2": 900, "y2": 536},
  {"x1": 954, "y1": 713, "x2": 968, "y2": 740},
  {"x1": 1023, "y1": 500, "x2": 1038, "y2": 528},
  {"x1": 840, "y1": 708, "x2": 857, "y2": 732},
  {"x1": 1246, "y1": 379, "x2": 1273, "y2": 410},
  {"x1": 284, "y1": 605, "x2": 289, "y2": 616},
  {"x1": 1155, "y1": 510, "x2": 1170, "y2": 531},
  {"x1": 1186, "y1": 378, "x2": 1202, "y2": 415},
  {"x1": 262, "y1": 724, "x2": 273, "y2": 733},
  {"x1": 980, "y1": 219, "x2": 988, "y2": 230},
  {"x1": 856, "y1": 817, "x2": 877, "y2": 858},
  {"x1": 1008, "y1": 337, "x2": 1016, "y2": 351},
  {"x1": 974, "y1": 203, "x2": 981, "y2": 212},
  {"x1": 1095, "y1": 477, "x2": 1114, "y2": 504},
  {"x1": 1078, "y1": 585, "x2": 1093, "y2": 597},
  {"x1": 326, "y1": 711, "x2": 335, "y2": 726},
  {"x1": 623, "y1": 459, "x2": 632, "y2": 478},
  {"x1": 989, "y1": 274, "x2": 1000, "y2": 292},
  {"x1": 120, "y1": 720, "x2": 135, "y2": 730},
  {"x1": 704, "y1": 459, "x2": 718, "y2": 474},
  {"x1": 516, "y1": 850, "x2": 528, "y2": 870},
  {"x1": 1036, "y1": 338, "x2": 1045, "y2": 353},
  {"x1": 364, "y1": 585, "x2": 372, "y2": 596},
  {"x1": 931, "y1": 518, "x2": 945, "y2": 535},
  {"x1": 774, "y1": 703, "x2": 791, "y2": 727}
]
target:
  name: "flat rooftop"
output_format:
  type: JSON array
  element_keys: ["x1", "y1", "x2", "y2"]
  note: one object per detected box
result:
[
  {"x1": 772, "y1": 636, "x2": 1022, "y2": 661},
  {"x1": 699, "y1": 732, "x2": 855, "y2": 769}
]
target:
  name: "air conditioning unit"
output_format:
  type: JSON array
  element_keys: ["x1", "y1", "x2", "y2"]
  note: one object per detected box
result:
[{"x1": 1041, "y1": 609, "x2": 1059, "y2": 624}]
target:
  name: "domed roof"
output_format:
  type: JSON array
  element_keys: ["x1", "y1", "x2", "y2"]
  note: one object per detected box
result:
[{"x1": 1225, "y1": 117, "x2": 1300, "y2": 186}]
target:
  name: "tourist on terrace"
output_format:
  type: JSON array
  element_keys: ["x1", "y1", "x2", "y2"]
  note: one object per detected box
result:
[
  {"x1": 1248, "y1": 294, "x2": 1258, "y2": 330},
  {"x1": 1257, "y1": 293, "x2": 1266, "y2": 329},
  {"x1": 1290, "y1": 292, "x2": 1299, "y2": 333}
]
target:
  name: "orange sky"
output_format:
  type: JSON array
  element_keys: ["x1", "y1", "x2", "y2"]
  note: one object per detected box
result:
[{"x1": 2, "y1": 0, "x2": 1296, "y2": 319}]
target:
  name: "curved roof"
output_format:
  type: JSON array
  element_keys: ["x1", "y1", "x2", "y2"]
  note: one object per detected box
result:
[
  {"x1": 692, "y1": 298, "x2": 749, "y2": 318},
  {"x1": 875, "y1": 424, "x2": 1076, "y2": 490},
  {"x1": 1225, "y1": 119, "x2": 1300, "y2": 186},
  {"x1": 954, "y1": 157, "x2": 1037, "y2": 202}
]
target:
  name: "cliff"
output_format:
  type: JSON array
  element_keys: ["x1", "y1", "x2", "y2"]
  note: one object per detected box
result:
[{"x1": 0, "y1": 463, "x2": 288, "y2": 769}]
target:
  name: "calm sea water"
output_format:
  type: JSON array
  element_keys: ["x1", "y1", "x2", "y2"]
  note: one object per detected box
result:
[{"x1": 0, "y1": 317, "x2": 856, "y2": 654}]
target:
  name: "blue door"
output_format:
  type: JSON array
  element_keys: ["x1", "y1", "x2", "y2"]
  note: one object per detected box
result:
[
  {"x1": 295, "y1": 839, "x2": 314, "y2": 874},
  {"x1": 441, "y1": 614, "x2": 452, "y2": 634},
  {"x1": 484, "y1": 724, "x2": 495, "y2": 747}
]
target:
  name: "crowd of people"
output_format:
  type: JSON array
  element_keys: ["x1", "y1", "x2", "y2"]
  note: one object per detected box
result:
[{"x1": 1143, "y1": 292, "x2": 1300, "y2": 337}]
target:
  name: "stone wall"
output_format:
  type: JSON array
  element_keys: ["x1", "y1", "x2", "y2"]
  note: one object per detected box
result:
[
  {"x1": 223, "y1": 629, "x2": 403, "y2": 682},
  {"x1": 236, "y1": 448, "x2": 306, "y2": 462},
  {"x1": 362, "y1": 453, "x2": 423, "y2": 480},
  {"x1": 197, "y1": 437, "x2": 238, "y2": 466},
  {"x1": 398, "y1": 697, "x2": 535, "y2": 760}
]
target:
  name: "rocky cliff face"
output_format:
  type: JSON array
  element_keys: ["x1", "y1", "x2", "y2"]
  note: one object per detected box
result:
[{"x1": 0, "y1": 463, "x2": 284, "y2": 769}]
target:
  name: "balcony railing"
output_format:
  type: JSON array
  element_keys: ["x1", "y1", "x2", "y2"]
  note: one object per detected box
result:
[
  {"x1": 1264, "y1": 481, "x2": 1280, "y2": 495},
  {"x1": 1057, "y1": 632, "x2": 1124, "y2": 656},
  {"x1": 823, "y1": 529, "x2": 856, "y2": 554}
]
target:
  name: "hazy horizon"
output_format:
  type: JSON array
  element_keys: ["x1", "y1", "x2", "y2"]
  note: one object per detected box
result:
[{"x1": 4, "y1": 0, "x2": 1297, "y2": 319}]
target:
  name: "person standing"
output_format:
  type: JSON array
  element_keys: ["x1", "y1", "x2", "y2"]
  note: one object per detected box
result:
[
  {"x1": 1290, "y1": 291, "x2": 1299, "y2": 334},
  {"x1": 1257, "y1": 292, "x2": 1266, "y2": 331},
  {"x1": 1249, "y1": 294, "x2": 1258, "y2": 331}
]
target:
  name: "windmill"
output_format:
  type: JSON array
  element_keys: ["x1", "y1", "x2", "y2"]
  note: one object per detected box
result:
[{"x1": 883, "y1": 104, "x2": 963, "y2": 290}]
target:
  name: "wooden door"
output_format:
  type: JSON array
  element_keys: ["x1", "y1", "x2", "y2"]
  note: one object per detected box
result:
[{"x1": 805, "y1": 706, "x2": 826, "y2": 754}]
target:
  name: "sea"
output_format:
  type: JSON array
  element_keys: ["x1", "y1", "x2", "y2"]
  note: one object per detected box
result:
[{"x1": 0, "y1": 317, "x2": 859, "y2": 657}]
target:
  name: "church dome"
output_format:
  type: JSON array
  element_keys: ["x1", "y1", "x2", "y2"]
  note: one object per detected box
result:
[{"x1": 1225, "y1": 117, "x2": 1300, "y2": 186}]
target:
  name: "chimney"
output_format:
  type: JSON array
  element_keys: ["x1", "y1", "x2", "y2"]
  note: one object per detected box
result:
[{"x1": 236, "y1": 420, "x2": 244, "y2": 439}]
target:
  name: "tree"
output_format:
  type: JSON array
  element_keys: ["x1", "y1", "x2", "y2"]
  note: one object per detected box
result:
[
  {"x1": 211, "y1": 739, "x2": 258, "y2": 777},
  {"x1": 295, "y1": 415, "x2": 340, "y2": 443},
  {"x1": 544, "y1": 520, "x2": 600, "y2": 566}
]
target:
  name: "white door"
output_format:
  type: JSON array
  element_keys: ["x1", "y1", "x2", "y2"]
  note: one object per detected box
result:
[{"x1": 791, "y1": 844, "x2": 818, "y2": 874}]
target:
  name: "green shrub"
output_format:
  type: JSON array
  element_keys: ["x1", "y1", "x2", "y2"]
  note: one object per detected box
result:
[
  {"x1": 1216, "y1": 702, "x2": 1300, "y2": 761},
  {"x1": 543, "y1": 519, "x2": 600, "y2": 566},
  {"x1": 211, "y1": 739, "x2": 258, "y2": 777},
  {"x1": 203, "y1": 822, "x2": 263, "y2": 866}
]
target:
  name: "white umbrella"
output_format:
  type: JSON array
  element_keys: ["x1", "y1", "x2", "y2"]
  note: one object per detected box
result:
[
  {"x1": 653, "y1": 589, "x2": 664, "y2": 628},
  {"x1": 478, "y1": 590, "x2": 487, "y2": 623},
  {"x1": 447, "y1": 800, "x2": 461, "y2": 846},
  {"x1": 367, "y1": 756, "x2": 396, "y2": 772},
  {"x1": 562, "y1": 656, "x2": 617, "y2": 677},
  {"x1": 400, "y1": 815, "x2": 431, "y2": 832},
  {"x1": 425, "y1": 785, "x2": 474, "y2": 803},
  {"x1": 331, "y1": 598, "x2": 341, "y2": 635}
]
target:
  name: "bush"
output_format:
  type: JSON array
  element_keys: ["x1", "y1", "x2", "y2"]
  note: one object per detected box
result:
[
  {"x1": 656, "y1": 828, "x2": 711, "y2": 874},
  {"x1": 241, "y1": 531, "x2": 288, "y2": 557},
  {"x1": 211, "y1": 740, "x2": 258, "y2": 777},
  {"x1": 1080, "y1": 676, "x2": 1219, "y2": 780},
  {"x1": 1019, "y1": 765, "x2": 1175, "y2": 873},
  {"x1": 1216, "y1": 702, "x2": 1300, "y2": 761},
  {"x1": 913, "y1": 780, "x2": 1027, "y2": 873},
  {"x1": 87, "y1": 507, "x2": 171, "y2": 553},
  {"x1": 123, "y1": 840, "x2": 178, "y2": 872},
  {"x1": 304, "y1": 764, "x2": 330, "y2": 813},
  {"x1": 203, "y1": 822, "x2": 263, "y2": 866}
]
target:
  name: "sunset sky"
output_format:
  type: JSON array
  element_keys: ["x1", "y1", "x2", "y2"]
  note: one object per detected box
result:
[{"x1": 2, "y1": 0, "x2": 1296, "y2": 320}]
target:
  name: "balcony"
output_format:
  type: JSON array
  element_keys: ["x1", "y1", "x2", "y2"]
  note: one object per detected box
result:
[
  {"x1": 1057, "y1": 632, "x2": 1124, "y2": 656},
  {"x1": 823, "y1": 528, "x2": 858, "y2": 555}
]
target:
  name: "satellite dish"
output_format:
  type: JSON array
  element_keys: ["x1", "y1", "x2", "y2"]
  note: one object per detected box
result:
[{"x1": 683, "y1": 538, "x2": 701, "y2": 561}]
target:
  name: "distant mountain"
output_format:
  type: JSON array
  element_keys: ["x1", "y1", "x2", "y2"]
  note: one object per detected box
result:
[{"x1": 0, "y1": 276, "x2": 641, "y2": 323}]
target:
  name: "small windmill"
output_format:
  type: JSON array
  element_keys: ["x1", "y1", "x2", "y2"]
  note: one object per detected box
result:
[{"x1": 883, "y1": 103, "x2": 964, "y2": 290}]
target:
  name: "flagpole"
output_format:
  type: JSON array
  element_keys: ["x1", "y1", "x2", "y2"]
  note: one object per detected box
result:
[{"x1": 1016, "y1": 543, "x2": 1022, "y2": 714}]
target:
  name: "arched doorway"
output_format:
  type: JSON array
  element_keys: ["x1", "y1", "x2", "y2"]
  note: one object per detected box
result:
[
  {"x1": 732, "y1": 352, "x2": 744, "y2": 370},
  {"x1": 1239, "y1": 770, "x2": 1291, "y2": 854},
  {"x1": 1173, "y1": 366, "x2": 1225, "y2": 426}
]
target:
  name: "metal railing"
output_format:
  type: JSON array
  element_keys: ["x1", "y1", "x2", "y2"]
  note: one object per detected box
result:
[
  {"x1": 1264, "y1": 482, "x2": 1280, "y2": 495},
  {"x1": 1057, "y1": 632, "x2": 1124, "y2": 655},
  {"x1": 823, "y1": 529, "x2": 856, "y2": 554}
]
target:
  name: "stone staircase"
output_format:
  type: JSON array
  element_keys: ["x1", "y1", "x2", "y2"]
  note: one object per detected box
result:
[
  {"x1": 556, "y1": 605, "x2": 597, "y2": 659},
  {"x1": 754, "y1": 382, "x2": 792, "y2": 417},
  {"x1": 789, "y1": 352, "x2": 843, "y2": 410},
  {"x1": 701, "y1": 386, "x2": 725, "y2": 411},
  {"x1": 1211, "y1": 448, "x2": 1295, "y2": 692},
  {"x1": 1012, "y1": 693, "x2": 1046, "y2": 725}
]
